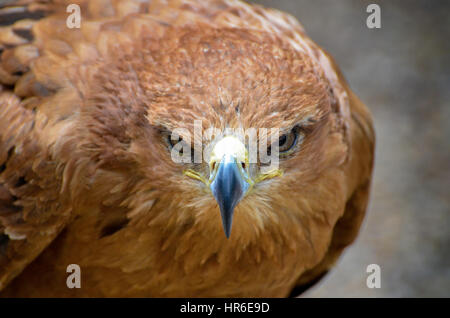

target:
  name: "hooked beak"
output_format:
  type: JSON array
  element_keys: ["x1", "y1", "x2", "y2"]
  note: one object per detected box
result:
[
  {"x1": 210, "y1": 154, "x2": 250, "y2": 238},
  {"x1": 183, "y1": 135, "x2": 282, "y2": 238}
]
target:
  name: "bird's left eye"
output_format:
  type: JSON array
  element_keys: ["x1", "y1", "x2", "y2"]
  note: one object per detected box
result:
[{"x1": 275, "y1": 126, "x2": 300, "y2": 154}]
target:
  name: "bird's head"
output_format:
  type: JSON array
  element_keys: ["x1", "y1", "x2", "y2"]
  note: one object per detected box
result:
[
  {"x1": 182, "y1": 133, "x2": 283, "y2": 238},
  {"x1": 75, "y1": 25, "x2": 349, "y2": 240}
]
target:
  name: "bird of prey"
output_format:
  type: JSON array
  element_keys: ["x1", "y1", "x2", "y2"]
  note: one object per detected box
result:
[{"x1": 0, "y1": 0, "x2": 374, "y2": 297}]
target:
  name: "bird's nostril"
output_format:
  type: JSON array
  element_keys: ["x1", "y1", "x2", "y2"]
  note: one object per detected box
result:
[
  {"x1": 211, "y1": 162, "x2": 216, "y2": 171},
  {"x1": 241, "y1": 162, "x2": 246, "y2": 170}
]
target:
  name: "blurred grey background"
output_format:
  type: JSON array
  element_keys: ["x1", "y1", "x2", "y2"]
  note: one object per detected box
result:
[{"x1": 251, "y1": 0, "x2": 450, "y2": 297}]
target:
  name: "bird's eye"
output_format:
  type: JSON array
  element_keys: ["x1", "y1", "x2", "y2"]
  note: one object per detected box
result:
[
  {"x1": 271, "y1": 126, "x2": 301, "y2": 155},
  {"x1": 278, "y1": 134, "x2": 288, "y2": 150},
  {"x1": 278, "y1": 131, "x2": 297, "y2": 153}
]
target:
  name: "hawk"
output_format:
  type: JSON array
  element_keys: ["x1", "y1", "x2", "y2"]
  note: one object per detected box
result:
[{"x1": 0, "y1": 0, "x2": 374, "y2": 297}]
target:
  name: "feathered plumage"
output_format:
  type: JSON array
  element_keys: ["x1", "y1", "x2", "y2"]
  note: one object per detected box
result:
[{"x1": 0, "y1": 0, "x2": 374, "y2": 297}]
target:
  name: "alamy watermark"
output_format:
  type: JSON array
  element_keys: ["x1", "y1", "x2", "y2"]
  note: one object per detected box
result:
[
  {"x1": 66, "y1": 264, "x2": 81, "y2": 289},
  {"x1": 366, "y1": 4, "x2": 381, "y2": 29},
  {"x1": 66, "y1": 4, "x2": 81, "y2": 29},
  {"x1": 366, "y1": 264, "x2": 381, "y2": 289},
  {"x1": 64, "y1": 3, "x2": 382, "y2": 34}
]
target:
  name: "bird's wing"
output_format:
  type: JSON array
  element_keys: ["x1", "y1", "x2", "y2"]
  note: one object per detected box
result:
[
  {"x1": 0, "y1": 0, "x2": 194, "y2": 292},
  {"x1": 291, "y1": 53, "x2": 375, "y2": 295},
  {"x1": 0, "y1": 1, "x2": 74, "y2": 290},
  {"x1": 0, "y1": 0, "x2": 166, "y2": 292},
  {"x1": 0, "y1": 93, "x2": 75, "y2": 291}
]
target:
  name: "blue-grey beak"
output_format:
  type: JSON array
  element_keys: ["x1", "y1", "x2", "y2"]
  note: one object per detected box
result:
[{"x1": 210, "y1": 155, "x2": 250, "y2": 238}]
